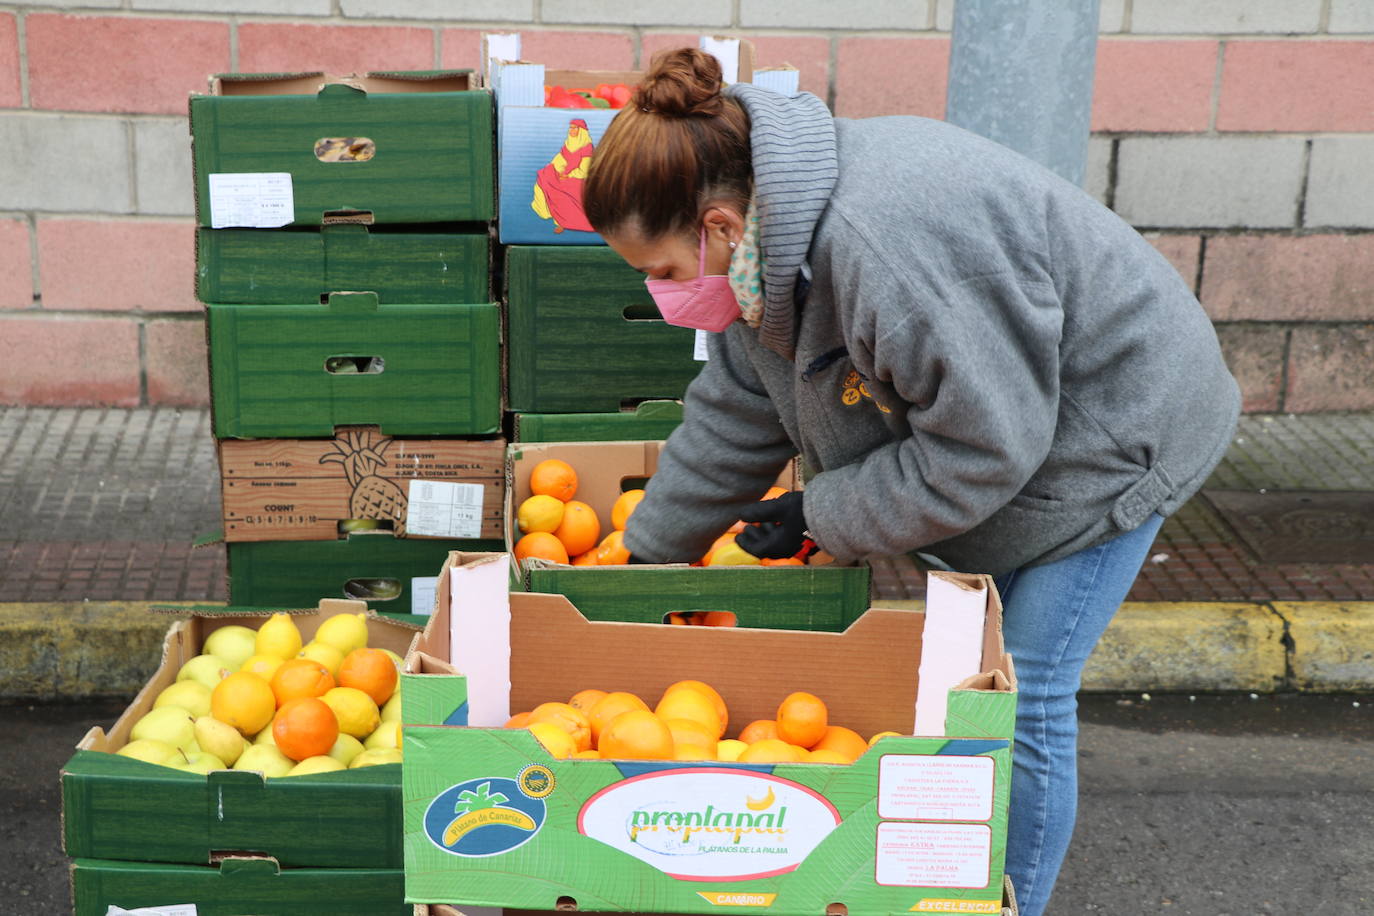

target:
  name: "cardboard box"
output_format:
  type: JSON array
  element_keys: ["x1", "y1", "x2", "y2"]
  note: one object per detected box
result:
[
  {"x1": 491, "y1": 38, "x2": 753, "y2": 245},
  {"x1": 207, "y1": 292, "x2": 502, "y2": 439},
  {"x1": 505, "y1": 246, "x2": 704, "y2": 413},
  {"x1": 62, "y1": 602, "x2": 422, "y2": 868},
  {"x1": 190, "y1": 71, "x2": 493, "y2": 227},
  {"x1": 512, "y1": 400, "x2": 684, "y2": 443},
  {"x1": 195, "y1": 224, "x2": 492, "y2": 305},
  {"x1": 71, "y1": 856, "x2": 407, "y2": 916},
  {"x1": 402, "y1": 564, "x2": 1017, "y2": 914},
  {"x1": 218, "y1": 431, "x2": 505, "y2": 543},
  {"x1": 507, "y1": 442, "x2": 871, "y2": 631},
  {"x1": 226, "y1": 534, "x2": 502, "y2": 617}
]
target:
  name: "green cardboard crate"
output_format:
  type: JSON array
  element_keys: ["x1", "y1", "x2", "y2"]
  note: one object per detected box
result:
[
  {"x1": 191, "y1": 71, "x2": 493, "y2": 226},
  {"x1": 507, "y1": 441, "x2": 871, "y2": 630},
  {"x1": 505, "y1": 246, "x2": 704, "y2": 412},
  {"x1": 208, "y1": 292, "x2": 501, "y2": 439},
  {"x1": 512, "y1": 400, "x2": 684, "y2": 442},
  {"x1": 71, "y1": 857, "x2": 406, "y2": 916},
  {"x1": 402, "y1": 578, "x2": 1017, "y2": 915},
  {"x1": 63, "y1": 603, "x2": 422, "y2": 868},
  {"x1": 196, "y1": 224, "x2": 492, "y2": 305},
  {"x1": 227, "y1": 535, "x2": 502, "y2": 620}
]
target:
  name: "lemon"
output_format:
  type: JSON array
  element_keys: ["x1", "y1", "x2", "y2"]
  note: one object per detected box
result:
[
  {"x1": 315, "y1": 612, "x2": 369, "y2": 655},
  {"x1": 516, "y1": 494, "x2": 565, "y2": 534},
  {"x1": 153, "y1": 680, "x2": 212, "y2": 719},
  {"x1": 253, "y1": 725, "x2": 277, "y2": 746},
  {"x1": 327, "y1": 733, "x2": 365, "y2": 766},
  {"x1": 364, "y1": 720, "x2": 402, "y2": 751},
  {"x1": 255, "y1": 613, "x2": 303, "y2": 659},
  {"x1": 716, "y1": 739, "x2": 748, "y2": 762},
  {"x1": 321, "y1": 687, "x2": 380, "y2": 738},
  {"x1": 298, "y1": 641, "x2": 345, "y2": 679},
  {"x1": 380, "y1": 691, "x2": 402, "y2": 723},
  {"x1": 380, "y1": 648, "x2": 405, "y2": 673},
  {"x1": 527, "y1": 721, "x2": 576, "y2": 759},
  {"x1": 239, "y1": 653, "x2": 285, "y2": 680},
  {"x1": 349, "y1": 748, "x2": 402, "y2": 769},
  {"x1": 285, "y1": 755, "x2": 347, "y2": 777}
]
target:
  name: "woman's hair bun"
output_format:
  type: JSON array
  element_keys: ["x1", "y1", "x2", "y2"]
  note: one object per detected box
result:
[{"x1": 634, "y1": 47, "x2": 725, "y2": 117}]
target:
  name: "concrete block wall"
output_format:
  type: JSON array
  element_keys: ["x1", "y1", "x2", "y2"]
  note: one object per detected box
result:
[{"x1": 1, "y1": 0, "x2": 1371, "y2": 412}]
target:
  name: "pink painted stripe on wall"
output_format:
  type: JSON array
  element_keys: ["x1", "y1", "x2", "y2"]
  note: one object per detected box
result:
[{"x1": 1218, "y1": 39, "x2": 1374, "y2": 132}]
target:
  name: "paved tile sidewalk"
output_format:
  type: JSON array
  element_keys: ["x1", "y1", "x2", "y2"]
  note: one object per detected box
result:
[{"x1": 2, "y1": 407, "x2": 1372, "y2": 604}]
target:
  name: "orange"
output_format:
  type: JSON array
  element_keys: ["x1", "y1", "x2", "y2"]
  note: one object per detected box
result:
[
  {"x1": 667, "y1": 613, "x2": 688, "y2": 625},
  {"x1": 674, "y1": 742, "x2": 715, "y2": 761},
  {"x1": 806, "y1": 748, "x2": 851, "y2": 765},
  {"x1": 572, "y1": 550, "x2": 599, "y2": 566},
  {"x1": 761, "y1": 557, "x2": 805, "y2": 566},
  {"x1": 868, "y1": 730, "x2": 902, "y2": 746},
  {"x1": 514, "y1": 531, "x2": 570, "y2": 565},
  {"x1": 594, "y1": 529, "x2": 631, "y2": 565},
  {"x1": 528, "y1": 721, "x2": 576, "y2": 759},
  {"x1": 337, "y1": 648, "x2": 399, "y2": 707},
  {"x1": 737, "y1": 719, "x2": 779, "y2": 744},
  {"x1": 611, "y1": 489, "x2": 645, "y2": 530},
  {"x1": 504, "y1": 711, "x2": 533, "y2": 729},
  {"x1": 655, "y1": 689, "x2": 723, "y2": 739},
  {"x1": 517, "y1": 494, "x2": 565, "y2": 534},
  {"x1": 666, "y1": 680, "x2": 729, "y2": 733},
  {"x1": 529, "y1": 459, "x2": 578, "y2": 502},
  {"x1": 762, "y1": 486, "x2": 789, "y2": 500},
  {"x1": 270, "y1": 658, "x2": 336, "y2": 708},
  {"x1": 272, "y1": 697, "x2": 340, "y2": 762},
  {"x1": 664, "y1": 717, "x2": 717, "y2": 749},
  {"x1": 738, "y1": 738, "x2": 802, "y2": 764},
  {"x1": 568, "y1": 688, "x2": 608, "y2": 713},
  {"x1": 587, "y1": 691, "x2": 650, "y2": 745},
  {"x1": 528, "y1": 702, "x2": 592, "y2": 752},
  {"x1": 210, "y1": 671, "x2": 277, "y2": 736},
  {"x1": 776, "y1": 692, "x2": 828, "y2": 749},
  {"x1": 573, "y1": 749, "x2": 602, "y2": 759},
  {"x1": 553, "y1": 500, "x2": 601, "y2": 557},
  {"x1": 701, "y1": 611, "x2": 736, "y2": 627},
  {"x1": 598, "y1": 710, "x2": 675, "y2": 760},
  {"x1": 812, "y1": 725, "x2": 868, "y2": 762}
]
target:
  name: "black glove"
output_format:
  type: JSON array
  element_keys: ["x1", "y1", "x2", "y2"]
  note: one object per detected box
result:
[
  {"x1": 627, "y1": 554, "x2": 656, "y2": 564},
  {"x1": 735, "y1": 491, "x2": 810, "y2": 559}
]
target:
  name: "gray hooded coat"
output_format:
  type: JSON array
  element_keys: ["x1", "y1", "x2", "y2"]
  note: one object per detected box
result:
[{"x1": 622, "y1": 84, "x2": 1241, "y2": 578}]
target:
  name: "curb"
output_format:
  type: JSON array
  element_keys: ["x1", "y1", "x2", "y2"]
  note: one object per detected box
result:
[{"x1": 1, "y1": 600, "x2": 1372, "y2": 702}]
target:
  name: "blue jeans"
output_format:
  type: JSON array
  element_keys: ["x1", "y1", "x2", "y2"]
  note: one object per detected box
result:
[{"x1": 994, "y1": 513, "x2": 1165, "y2": 916}]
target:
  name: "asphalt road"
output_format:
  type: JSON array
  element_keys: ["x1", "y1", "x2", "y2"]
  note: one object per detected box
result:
[{"x1": 3, "y1": 695, "x2": 1371, "y2": 915}]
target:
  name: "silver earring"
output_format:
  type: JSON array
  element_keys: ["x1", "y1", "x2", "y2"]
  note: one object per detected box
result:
[{"x1": 728, "y1": 241, "x2": 738, "y2": 250}]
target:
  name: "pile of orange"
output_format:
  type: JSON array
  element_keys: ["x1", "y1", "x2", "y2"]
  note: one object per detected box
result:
[
  {"x1": 507, "y1": 680, "x2": 899, "y2": 764},
  {"x1": 513, "y1": 460, "x2": 813, "y2": 577}
]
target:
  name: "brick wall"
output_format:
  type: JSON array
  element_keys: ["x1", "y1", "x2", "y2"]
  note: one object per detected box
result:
[{"x1": 2, "y1": 0, "x2": 1371, "y2": 412}]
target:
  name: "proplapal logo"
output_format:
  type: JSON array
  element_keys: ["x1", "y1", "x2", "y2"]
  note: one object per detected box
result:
[
  {"x1": 577, "y1": 769, "x2": 841, "y2": 881},
  {"x1": 423, "y1": 776, "x2": 547, "y2": 857}
]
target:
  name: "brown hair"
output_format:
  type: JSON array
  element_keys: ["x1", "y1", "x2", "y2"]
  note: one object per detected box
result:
[{"x1": 583, "y1": 47, "x2": 752, "y2": 242}]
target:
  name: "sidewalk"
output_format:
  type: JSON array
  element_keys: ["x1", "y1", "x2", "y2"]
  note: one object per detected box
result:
[{"x1": 1, "y1": 407, "x2": 1372, "y2": 698}]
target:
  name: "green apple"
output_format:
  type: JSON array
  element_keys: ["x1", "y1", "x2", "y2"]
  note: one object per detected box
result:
[
  {"x1": 177, "y1": 654, "x2": 230, "y2": 690},
  {"x1": 233, "y1": 744, "x2": 294, "y2": 778},
  {"x1": 130, "y1": 706, "x2": 196, "y2": 750},
  {"x1": 153, "y1": 680, "x2": 212, "y2": 718},
  {"x1": 194, "y1": 716, "x2": 246, "y2": 767},
  {"x1": 349, "y1": 747, "x2": 402, "y2": 768},
  {"x1": 379, "y1": 692, "x2": 402, "y2": 723},
  {"x1": 174, "y1": 750, "x2": 227, "y2": 774},
  {"x1": 286, "y1": 755, "x2": 347, "y2": 777},
  {"x1": 203, "y1": 625, "x2": 258, "y2": 671},
  {"x1": 364, "y1": 720, "x2": 401, "y2": 751},
  {"x1": 326, "y1": 733, "x2": 365, "y2": 766},
  {"x1": 116, "y1": 739, "x2": 182, "y2": 767}
]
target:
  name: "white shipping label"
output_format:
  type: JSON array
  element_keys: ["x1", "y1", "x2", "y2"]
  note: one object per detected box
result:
[
  {"x1": 875, "y1": 822, "x2": 992, "y2": 888},
  {"x1": 406, "y1": 480, "x2": 485, "y2": 538},
  {"x1": 694, "y1": 329, "x2": 710, "y2": 361},
  {"x1": 878, "y1": 755, "x2": 995, "y2": 821},
  {"x1": 106, "y1": 906, "x2": 198, "y2": 916},
  {"x1": 410, "y1": 576, "x2": 439, "y2": 616},
  {"x1": 207, "y1": 172, "x2": 295, "y2": 228}
]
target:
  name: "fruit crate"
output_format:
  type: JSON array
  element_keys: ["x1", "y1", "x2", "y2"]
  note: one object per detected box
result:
[
  {"x1": 190, "y1": 71, "x2": 493, "y2": 227},
  {"x1": 62, "y1": 601, "x2": 424, "y2": 869},
  {"x1": 401, "y1": 554, "x2": 1017, "y2": 915},
  {"x1": 511, "y1": 400, "x2": 684, "y2": 443},
  {"x1": 207, "y1": 293, "x2": 501, "y2": 439},
  {"x1": 507, "y1": 441, "x2": 872, "y2": 631},
  {"x1": 71, "y1": 857, "x2": 408, "y2": 916},
  {"x1": 504, "y1": 247, "x2": 705, "y2": 413},
  {"x1": 195, "y1": 224, "x2": 492, "y2": 305},
  {"x1": 217, "y1": 431, "x2": 506, "y2": 543},
  {"x1": 225, "y1": 534, "x2": 503, "y2": 619}
]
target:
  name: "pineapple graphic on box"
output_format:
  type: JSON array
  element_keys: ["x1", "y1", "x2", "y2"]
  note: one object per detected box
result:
[{"x1": 320, "y1": 429, "x2": 408, "y2": 535}]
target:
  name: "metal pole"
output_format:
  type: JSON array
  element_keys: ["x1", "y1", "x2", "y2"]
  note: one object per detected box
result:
[{"x1": 945, "y1": 0, "x2": 1101, "y2": 187}]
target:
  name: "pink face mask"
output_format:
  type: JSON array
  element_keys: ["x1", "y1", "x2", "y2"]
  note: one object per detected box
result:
[{"x1": 644, "y1": 229, "x2": 742, "y2": 333}]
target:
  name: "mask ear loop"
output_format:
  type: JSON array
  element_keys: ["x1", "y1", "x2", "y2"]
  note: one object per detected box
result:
[{"x1": 697, "y1": 227, "x2": 708, "y2": 281}]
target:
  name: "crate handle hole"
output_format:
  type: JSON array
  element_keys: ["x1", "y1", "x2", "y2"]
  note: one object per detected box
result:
[
  {"x1": 826, "y1": 905, "x2": 848, "y2": 916},
  {"x1": 315, "y1": 137, "x2": 375, "y2": 162},
  {"x1": 324, "y1": 356, "x2": 385, "y2": 375},
  {"x1": 337, "y1": 519, "x2": 395, "y2": 537},
  {"x1": 342, "y1": 577, "x2": 402, "y2": 600},
  {"x1": 622, "y1": 303, "x2": 663, "y2": 321},
  {"x1": 664, "y1": 611, "x2": 737, "y2": 627},
  {"x1": 555, "y1": 896, "x2": 579, "y2": 911}
]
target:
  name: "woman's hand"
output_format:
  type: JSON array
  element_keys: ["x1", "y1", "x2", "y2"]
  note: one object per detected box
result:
[{"x1": 735, "y1": 491, "x2": 811, "y2": 559}]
